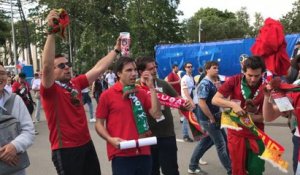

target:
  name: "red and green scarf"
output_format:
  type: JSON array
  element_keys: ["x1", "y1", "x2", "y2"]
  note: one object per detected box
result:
[
  {"x1": 221, "y1": 77, "x2": 288, "y2": 173},
  {"x1": 138, "y1": 83, "x2": 206, "y2": 141},
  {"x1": 123, "y1": 85, "x2": 149, "y2": 136}
]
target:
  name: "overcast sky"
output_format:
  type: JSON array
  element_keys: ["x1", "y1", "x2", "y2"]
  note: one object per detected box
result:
[{"x1": 178, "y1": 0, "x2": 296, "y2": 24}]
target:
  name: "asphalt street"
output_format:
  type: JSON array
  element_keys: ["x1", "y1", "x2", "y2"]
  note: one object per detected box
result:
[{"x1": 26, "y1": 101, "x2": 294, "y2": 175}]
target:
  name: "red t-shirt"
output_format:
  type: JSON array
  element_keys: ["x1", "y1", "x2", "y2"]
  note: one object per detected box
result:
[
  {"x1": 40, "y1": 75, "x2": 91, "y2": 150},
  {"x1": 287, "y1": 92, "x2": 300, "y2": 161},
  {"x1": 167, "y1": 72, "x2": 181, "y2": 95},
  {"x1": 12, "y1": 81, "x2": 31, "y2": 105},
  {"x1": 96, "y1": 82, "x2": 152, "y2": 160},
  {"x1": 218, "y1": 74, "x2": 264, "y2": 139}
]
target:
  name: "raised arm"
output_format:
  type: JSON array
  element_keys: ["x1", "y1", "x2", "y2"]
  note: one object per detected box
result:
[
  {"x1": 42, "y1": 10, "x2": 58, "y2": 88},
  {"x1": 85, "y1": 38, "x2": 121, "y2": 85},
  {"x1": 140, "y1": 71, "x2": 162, "y2": 119}
]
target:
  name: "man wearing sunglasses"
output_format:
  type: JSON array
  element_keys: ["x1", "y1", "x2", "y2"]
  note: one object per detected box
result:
[{"x1": 40, "y1": 10, "x2": 121, "y2": 175}]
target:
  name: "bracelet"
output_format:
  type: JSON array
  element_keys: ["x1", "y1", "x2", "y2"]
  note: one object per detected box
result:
[{"x1": 114, "y1": 49, "x2": 121, "y2": 54}]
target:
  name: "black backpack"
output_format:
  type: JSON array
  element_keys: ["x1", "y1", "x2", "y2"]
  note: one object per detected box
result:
[{"x1": 0, "y1": 94, "x2": 30, "y2": 175}]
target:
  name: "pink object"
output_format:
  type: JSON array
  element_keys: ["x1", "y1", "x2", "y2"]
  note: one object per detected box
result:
[{"x1": 120, "y1": 32, "x2": 131, "y2": 56}]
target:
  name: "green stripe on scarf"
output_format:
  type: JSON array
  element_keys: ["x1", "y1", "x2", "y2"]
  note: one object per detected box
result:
[
  {"x1": 241, "y1": 77, "x2": 252, "y2": 99},
  {"x1": 123, "y1": 85, "x2": 149, "y2": 134}
]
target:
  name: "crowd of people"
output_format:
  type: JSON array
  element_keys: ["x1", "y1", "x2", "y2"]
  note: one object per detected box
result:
[{"x1": 2, "y1": 9, "x2": 300, "y2": 175}]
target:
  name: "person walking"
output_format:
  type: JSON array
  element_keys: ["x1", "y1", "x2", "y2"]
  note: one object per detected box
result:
[{"x1": 188, "y1": 61, "x2": 231, "y2": 175}]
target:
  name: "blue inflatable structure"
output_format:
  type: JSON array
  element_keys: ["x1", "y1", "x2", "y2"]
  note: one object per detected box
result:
[{"x1": 155, "y1": 33, "x2": 300, "y2": 79}]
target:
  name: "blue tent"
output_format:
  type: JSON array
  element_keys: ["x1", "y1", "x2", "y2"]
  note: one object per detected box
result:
[{"x1": 155, "y1": 33, "x2": 300, "y2": 79}]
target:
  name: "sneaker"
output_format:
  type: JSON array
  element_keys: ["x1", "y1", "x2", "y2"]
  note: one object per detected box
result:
[
  {"x1": 188, "y1": 168, "x2": 208, "y2": 175},
  {"x1": 180, "y1": 117, "x2": 184, "y2": 123},
  {"x1": 89, "y1": 118, "x2": 96, "y2": 123},
  {"x1": 199, "y1": 159, "x2": 208, "y2": 165},
  {"x1": 34, "y1": 130, "x2": 39, "y2": 135},
  {"x1": 183, "y1": 136, "x2": 193, "y2": 142}
]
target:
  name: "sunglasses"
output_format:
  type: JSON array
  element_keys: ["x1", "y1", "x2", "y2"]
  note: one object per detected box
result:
[
  {"x1": 56, "y1": 62, "x2": 72, "y2": 69},
  {"x1": 239, "y1": 54, "x2": 249, "y2": 63},
  {"x1": 185, "y1": 66, "x2": 193, "y2": 68}
]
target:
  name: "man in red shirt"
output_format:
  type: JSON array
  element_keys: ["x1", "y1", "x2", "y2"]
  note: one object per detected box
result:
[
  {"x1": 40, "y1": 10, "x2": 120, "y2": 175},
  {"x1": 12, "y1": 73, "x2": 34, "y2": 115},
  {"x1": 166, "y1": 64, "x2": 186, "y2": 124},
  {"x1": 212, "y1": 56, "x2": 266, "y2": 175},
  {"x1": 95, "y1": 57, "x2": 162, "y2": 175},
  {"x1": 167, "y1": 64, "x2": 181, "y2": 95}
]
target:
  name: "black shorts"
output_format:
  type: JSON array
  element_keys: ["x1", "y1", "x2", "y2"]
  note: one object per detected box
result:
[{"x1": 52, "y1": 141, "x2": 101, "y2": 175}]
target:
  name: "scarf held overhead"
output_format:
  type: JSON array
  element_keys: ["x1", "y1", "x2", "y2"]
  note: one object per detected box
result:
[
  {"x1": 47, "y1": 8, "x2": 70, "y2": 39},
  {"x1": 251, "y1": 18, "x2": 290, "y2": 76}
]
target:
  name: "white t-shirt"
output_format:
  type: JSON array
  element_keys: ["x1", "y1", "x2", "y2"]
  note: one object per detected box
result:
[
  {"x1": 4, "y1": 84, "x2": 12, "y2": 93},
  {"x1": 181, "y1": 74, "x2": 198, "y2": 103},
  {"x1": 105, "y1": 73, "x2": 116, "y2": 86},
  {"x1": 31, "y1": 78, "x2": 41, "y2": 90}
]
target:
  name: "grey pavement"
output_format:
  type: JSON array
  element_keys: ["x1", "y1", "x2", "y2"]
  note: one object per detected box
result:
[{"x1": 26, "y1": 101, "x2": 294, "y2": 175}]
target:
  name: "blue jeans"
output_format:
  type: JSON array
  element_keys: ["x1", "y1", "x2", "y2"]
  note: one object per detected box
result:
[
  {"x1": 86, "y1": 102, "x2": 94, "y2": 119},
  {"x1": 182, "y1": 117, "x2": 190, "y2": 138},
  {"x1": 112, "y1": 155, "x2": 152, "y2": 175},
  {"x1": 293, "y1": 135, "x2": 300, "y2": 174},
  {"x1": 34, "y1": 98, "x2": 41, "y2": 121},
  {"x1": 151, "y1": 136, "x2": 179, "y2": 175},
  {"x1": 189, "y1": 120, "x2": 231, "y2": 174}
]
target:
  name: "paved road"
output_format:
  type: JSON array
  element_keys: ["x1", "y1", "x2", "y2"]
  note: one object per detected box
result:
[{"x1": 26, "y1": 103, "x2": 294, "y2": 175}]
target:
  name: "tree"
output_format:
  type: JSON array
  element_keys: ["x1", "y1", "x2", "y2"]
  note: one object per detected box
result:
[
  {"x1": 280, "y1": 0, "x2": 300, "y2": 34},
  {"x1": 0, "y1": 10, "x2": 11, "y2": 64},
  {"x1": 251, "y1": 12, "x2": 264, "y2": 37},
  {"x1": 126, "y1": 0, "x2": 184, "y2": 56},
  {"x1": 235, "y1": 7, "x2": 251, "y2": 37},
  {"x1": 184, "y1": 8, "x2": 251, "y2": 42}
]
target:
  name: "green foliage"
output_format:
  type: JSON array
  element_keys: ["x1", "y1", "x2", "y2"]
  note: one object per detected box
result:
[
  {"x1": 184, "y1": 7, "x2": 252, "y2": 42},
  {"x1": 280, "y1": 0, "x2": 300, "y2": 34},
  {"x1": 126, "y1": 0, "x2": 184, "y2": 57},
  {"x1": 0, "y1": 10, "x2": 10, "y2": 46},
  {"x1": 251, "y1": 12, "x2": 264, "y2": 37}
]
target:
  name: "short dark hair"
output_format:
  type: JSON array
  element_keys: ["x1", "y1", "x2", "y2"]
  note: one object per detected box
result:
[
  {"x1": 198, "y1": 67, "x2": 203, "y2": 73},
  {"x1": 184, "y1": 62, "x2": 192, "y2": 68},
  {"x1": 114, "y1": 57, "x2": 135, "y2": 80},
  {"x1": 136, "y1": 56, "x2": 156, "y2": 73},
  {"x1": 205, "y1": 61, "x2": 218, "y2": 70},
  {"x1": 242, "y1": 55, "x2": 266, "y2": 73},
  {"x1": 19, "y1": 72, "x2": 26, "y2": 78},
  {"x1": 55, "y1": 54, "x2": 67, "y2": 59},
  {"x1": 172, "y1": 64, "x2": 178, "y2": 69},
  {"x1": 291, "y1": 54, "x2": 300, "y2": 70}
]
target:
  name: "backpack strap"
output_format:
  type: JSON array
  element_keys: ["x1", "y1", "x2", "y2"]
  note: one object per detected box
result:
[{"x1": 3, "y1": 93, "x2": 16, "y2": 115}]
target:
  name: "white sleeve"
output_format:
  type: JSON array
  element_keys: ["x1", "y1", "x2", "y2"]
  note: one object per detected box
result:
[
  {"x1": 181, "y1": 76, "x2": 188, "y2": 89},
  {"x1": 10, "y1": 95, "x2": 35, "y2": 153},
  {"x1": 32, "y1": 80, "x2": 37, "y2": 89}
]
